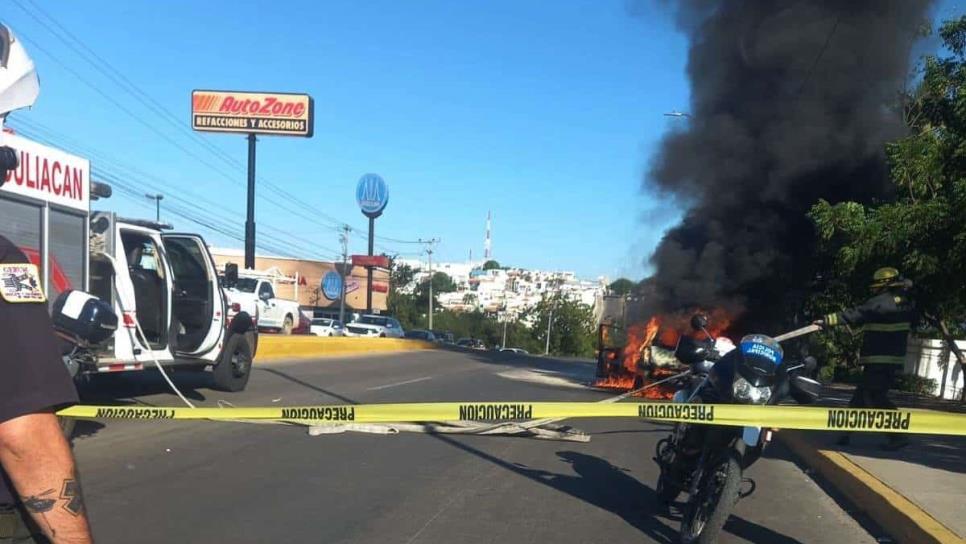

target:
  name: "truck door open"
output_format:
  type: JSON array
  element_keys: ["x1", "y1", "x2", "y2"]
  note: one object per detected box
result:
[
  {"x1": 119, "y1": 229, "x2": 171, "y2": 351},
  {"x1": 162, "y1": 234, "x2": 223, "y2": 355}
]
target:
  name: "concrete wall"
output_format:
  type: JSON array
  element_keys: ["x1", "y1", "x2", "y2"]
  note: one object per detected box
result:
[{"x1": 906, "y1": 338, "x2": 965, "y2": 400}]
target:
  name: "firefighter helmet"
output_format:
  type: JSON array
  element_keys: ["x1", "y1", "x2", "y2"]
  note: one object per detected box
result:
[{"x1": 871, "y1": 267, "x2": 902, "y2": 289}]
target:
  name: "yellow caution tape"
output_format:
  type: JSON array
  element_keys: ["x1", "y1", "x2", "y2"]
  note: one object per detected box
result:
[{"x1": 56, "y1": 402, "x2": 966, "y2": 436}]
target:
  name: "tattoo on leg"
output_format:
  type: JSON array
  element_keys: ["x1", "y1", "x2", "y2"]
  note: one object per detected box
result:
[
  {"x1": 21, "y1": 489, "x2": 56, "y2": 513},
  {"x1": 60, "y1": 479, "x2": 84, "y2": 516}
]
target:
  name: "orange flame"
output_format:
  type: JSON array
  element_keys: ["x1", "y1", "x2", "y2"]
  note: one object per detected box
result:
[{"x1": 593, "y1": 309, "x2": 733, "y2": 399}]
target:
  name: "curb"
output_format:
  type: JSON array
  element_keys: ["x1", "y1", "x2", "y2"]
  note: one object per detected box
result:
[
  {"x1": 779, "y1": 431, "x2": 963, "y2": 544},
  {"x1": 256, "y1": 336, "x2": 437, "y2": 361}
]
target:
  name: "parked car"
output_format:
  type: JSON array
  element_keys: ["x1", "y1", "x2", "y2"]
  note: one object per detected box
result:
[
  {"x1": 432, "y1": 330, "x2": 455, "y2": 343},
  {"x1": 310, "y1": 318, "x2": 345, "y2": 336},
  {"x1": 344, "y1": 315, "x2": 405, "y2": 338},
  {"x1": 456, "y1": 337, "x2": 486, "y2": 350},
  {"x1": 500, "y1": 347, "x2": 529, "y2": 355},
  {"x1": 404, "y1": 329, "x2": 436, "y2": 341}
]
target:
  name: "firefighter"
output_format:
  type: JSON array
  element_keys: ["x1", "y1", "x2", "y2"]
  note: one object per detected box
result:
[{"x1": 814, "y1": 267, "x2": 915, "y2": 450}]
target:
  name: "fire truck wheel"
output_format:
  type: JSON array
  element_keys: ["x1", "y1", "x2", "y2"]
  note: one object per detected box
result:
[
  {"x1": 281, "y1": 316, "x2": 294, "y2": 335},
  {"x1": 212, "y1": 333, "x2": 253, "y2": 392}
]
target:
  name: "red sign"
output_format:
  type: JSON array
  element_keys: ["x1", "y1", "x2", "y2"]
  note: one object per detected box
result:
[
  {"x1": 191, "y1": 90, "x2": 314, "y2": 137},
  {"x1": 351, "y1": 255, "x2": 390, "y2": 268},
  {"x1": 371, "y1": 282, "x2": 389, "y2": 293}
]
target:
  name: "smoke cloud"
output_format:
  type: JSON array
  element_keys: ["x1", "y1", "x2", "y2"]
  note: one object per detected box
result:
[{"x1": 643, "y1": 0, "x2": 934, "y2": 329}]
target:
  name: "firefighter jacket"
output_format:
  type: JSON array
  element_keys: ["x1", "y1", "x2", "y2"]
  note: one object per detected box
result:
[{"x1": 824, "y1": 289, "x2": 915, "y2": 365}]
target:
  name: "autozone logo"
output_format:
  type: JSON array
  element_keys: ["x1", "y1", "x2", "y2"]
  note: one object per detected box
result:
[{"x1": 192, "y1": 92, "x2": 308, "y2": 119}]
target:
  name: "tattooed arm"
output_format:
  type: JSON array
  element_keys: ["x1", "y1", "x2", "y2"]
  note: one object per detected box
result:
[{"x1": 0, "y1": 411, "x2": 92, "y2": 544}]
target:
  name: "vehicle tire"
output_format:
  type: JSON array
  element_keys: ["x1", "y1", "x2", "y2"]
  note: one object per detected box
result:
[
  {"x1": 655, "y1": 438, "x2": 681, "y2": 504},
  {"x1": 379, "y1": 333, "x2": 386, "y2": 338},
  {"x1": 212, "y1": 333, "x2": 254, "y2": 392},
  {"x1": 281, "y1": 315, "x2": 294, "y2": 335},
  {"x1": 680, "y1": 451, "x2": 742, "y2": 544}
]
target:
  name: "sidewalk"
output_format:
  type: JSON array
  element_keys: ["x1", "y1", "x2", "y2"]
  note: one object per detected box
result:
[{"x1": 780, "y1": 384, "x2": 965, "y2": 544}]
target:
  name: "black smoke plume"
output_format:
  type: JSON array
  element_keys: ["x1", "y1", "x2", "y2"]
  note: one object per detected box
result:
[{"x1": 643, "y1": 0, "x2": 934, "y2": 330}]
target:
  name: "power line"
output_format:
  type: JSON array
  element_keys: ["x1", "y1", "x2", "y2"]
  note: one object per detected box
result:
[
  {"x1": 10, "y1": 1, "x2": 429, "y2": 247},
  {"x1": 9, "y1": 119, "x2": 343, "y2": 258}
]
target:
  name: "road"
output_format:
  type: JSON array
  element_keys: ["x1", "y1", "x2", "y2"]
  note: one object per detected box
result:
[{"x1": 71, "y1": 349, "x2": 879, "y2": 543}]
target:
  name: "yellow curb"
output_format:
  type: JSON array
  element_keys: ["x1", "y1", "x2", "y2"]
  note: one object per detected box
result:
[
  {"x1": 255, "y1": 336, "x2": 437, "y2": 361},
  {"x1": 780, "y1": 431, "x2": 964, "y2": 544}
]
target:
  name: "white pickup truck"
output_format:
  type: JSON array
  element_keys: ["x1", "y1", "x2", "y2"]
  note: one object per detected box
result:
[
  {"x1": 224, "y1": 277, "x2": 301, "y2": 334},
  {"x1": 73, "y1": 212, "x2": 260, "y2": 391}
]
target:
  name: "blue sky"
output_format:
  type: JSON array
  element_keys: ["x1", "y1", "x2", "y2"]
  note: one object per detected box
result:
[{"x1": 3, "y1": 1, "x2": 960, "y2": 280}]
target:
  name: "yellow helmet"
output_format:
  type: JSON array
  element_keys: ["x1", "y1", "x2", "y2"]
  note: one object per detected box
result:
[{"x1": 871, "y1": 267, "x2": 901, "y2": 289}]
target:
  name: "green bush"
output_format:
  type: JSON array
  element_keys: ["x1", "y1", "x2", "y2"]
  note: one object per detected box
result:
[{"x1": 894, "y1": 373, "x2": 937, "y2": 396}]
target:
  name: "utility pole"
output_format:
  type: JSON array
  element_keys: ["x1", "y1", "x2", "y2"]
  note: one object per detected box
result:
[
  {"x1": 545, "y1": 304, "x2": 554, "y2": 356},
  {"x1": 419, "y1": 238, "x2": 440, "y2": 330},
  {"x1": 502, "y1": 313, "x2": 508, "y2": 349},
  {"x1": 339, "y1": 225, "x2": 350, "y2": 324},
  {"x1": 145, "y1": 193, "x2": 163, "y2": 222}
]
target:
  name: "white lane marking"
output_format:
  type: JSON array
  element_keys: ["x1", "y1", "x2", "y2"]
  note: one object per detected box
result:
[{"x1": 367, "y1": 376, "x2": 433, "y2": 391}]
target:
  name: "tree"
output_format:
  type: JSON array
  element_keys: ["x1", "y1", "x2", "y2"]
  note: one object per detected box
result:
[
  {"x1": 608, "y1": 278, "x2": 635, "y2": 296},
  {"x1": 387, "y1": 259, "x2": 420, "y2": 329},
  {"x1": 809, "y1": 17, "x2": 966, "y2": 394},
  {"x1": 523, "y1": 294, "x2": 597, "y2": 357},
  {"x1": 483, "y1": 260, "x2": 501, "y2": 270},
  {"x1": 413, "y1": 271, "x2": 457, "y2": 319}
]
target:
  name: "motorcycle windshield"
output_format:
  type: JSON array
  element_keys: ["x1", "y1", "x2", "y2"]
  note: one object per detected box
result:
[{"x1": 737, "y1": 334, "x2": 784, "y2": 387}]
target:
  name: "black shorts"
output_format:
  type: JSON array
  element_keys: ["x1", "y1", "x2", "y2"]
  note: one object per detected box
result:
[{"x1": 0, "y1": 505, "x2": 48, "y2": 543}]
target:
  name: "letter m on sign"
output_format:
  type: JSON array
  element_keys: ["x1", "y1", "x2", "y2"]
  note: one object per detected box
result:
[{"x1": 193, "y1": 94, "x2": 219, "y2": 113}]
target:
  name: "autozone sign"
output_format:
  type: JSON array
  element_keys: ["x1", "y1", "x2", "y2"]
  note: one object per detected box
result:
[
  {"x1": 1, "y1": 133, "x2": 90, "y2": 211},
  {"x1": 191, "y1": 90, "x2": 314, "y2": 137}
]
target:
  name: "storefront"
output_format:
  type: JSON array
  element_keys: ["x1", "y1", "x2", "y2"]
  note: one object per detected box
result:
[{"x1": 209, "y1": 248, "x2": 390, "y2": 314}]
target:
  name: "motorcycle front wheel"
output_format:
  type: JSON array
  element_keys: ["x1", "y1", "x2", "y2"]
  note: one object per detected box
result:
[{"x1": 680, "y1": 451, "x2": 742, "y2": 544}]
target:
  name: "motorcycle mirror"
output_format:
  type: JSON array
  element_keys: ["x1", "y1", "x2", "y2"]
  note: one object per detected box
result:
[
  {"x1": 690, "y1": 314, "x2": 709, "y2": 331},
  {"x1": 224, "y1": 263, "x2": 239, "y2": 288},
  {"x1": 804, "y1": 356, "x2": 818, "y2": 373},
  {"x1": 789, "y1": 375, "x2": 822, "y2": 404}
]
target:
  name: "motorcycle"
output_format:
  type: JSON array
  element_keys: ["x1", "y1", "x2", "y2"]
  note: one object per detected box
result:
[{"x1": 653, "y1": 315, "x2": 822, "y2": 544}]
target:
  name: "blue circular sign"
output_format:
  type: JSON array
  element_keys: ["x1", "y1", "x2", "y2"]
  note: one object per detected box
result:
[
  {"x1": 322, "y1": 271, "x2": 343, "y2": 300},
  {"x1": 355, "y1": 173, "x2": 389, "y2": 218}
]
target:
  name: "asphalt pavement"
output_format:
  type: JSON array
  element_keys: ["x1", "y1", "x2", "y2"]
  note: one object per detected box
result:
[{"x1": 71, "y1": 349, "x2": 879, "y2": 543}]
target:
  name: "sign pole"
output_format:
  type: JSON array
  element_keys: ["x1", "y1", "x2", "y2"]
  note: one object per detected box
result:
[
  {"x1": 339, "y1": 225, "x2": 349, "y2": 324},
  {"x1": 244, "y1": 133, "x2": 257, "y2": 269},
  {"x1": 366, "y1": 216, "x2": 374, "y2": 313}
]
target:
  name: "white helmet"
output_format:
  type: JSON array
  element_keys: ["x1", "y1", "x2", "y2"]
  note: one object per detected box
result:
[
  {"x1": 0, "y1": 23, "x2": 39, "y2": 181},
  {"x1": 0, "y1": 23, "x2": 39, "y2": 121}
]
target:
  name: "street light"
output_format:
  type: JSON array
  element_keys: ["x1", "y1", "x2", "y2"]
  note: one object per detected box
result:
[{"x1": 145, "y1": 193, "x2": 163, "y2": 222}]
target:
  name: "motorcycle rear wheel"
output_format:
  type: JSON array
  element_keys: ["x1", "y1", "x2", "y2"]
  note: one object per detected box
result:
[{"x1": 680, "y1": 451, "x2": 742, "y2": 544}]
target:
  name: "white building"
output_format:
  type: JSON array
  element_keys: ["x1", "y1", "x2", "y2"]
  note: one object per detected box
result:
[{"x1": 399, "y1": 258, "x2": 605, "y2": 319}]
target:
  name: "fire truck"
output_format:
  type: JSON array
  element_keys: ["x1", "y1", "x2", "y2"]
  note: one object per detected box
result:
[
  {"x1": 0, "y1": 131, "x2": 259, "y2": 392},
  {"x1": 0, "y1": 23, "x2": 257, "y2": 392}
]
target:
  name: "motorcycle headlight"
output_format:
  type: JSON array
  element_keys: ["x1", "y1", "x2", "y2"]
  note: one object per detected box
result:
[{"x1": 733, "y1": 376, "x2": 772, "y2": 404}]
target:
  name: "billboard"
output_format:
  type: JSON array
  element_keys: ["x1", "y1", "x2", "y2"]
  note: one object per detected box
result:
[
  {"x1": 1, "y1": 133, "x2": 90, "y2": 211},
  {"x1": 191, "y1": 90, "x2": 314, "y2": 137},
  {"x1": 351, "y1": 254, "x2": 390, "y2": 268}
]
